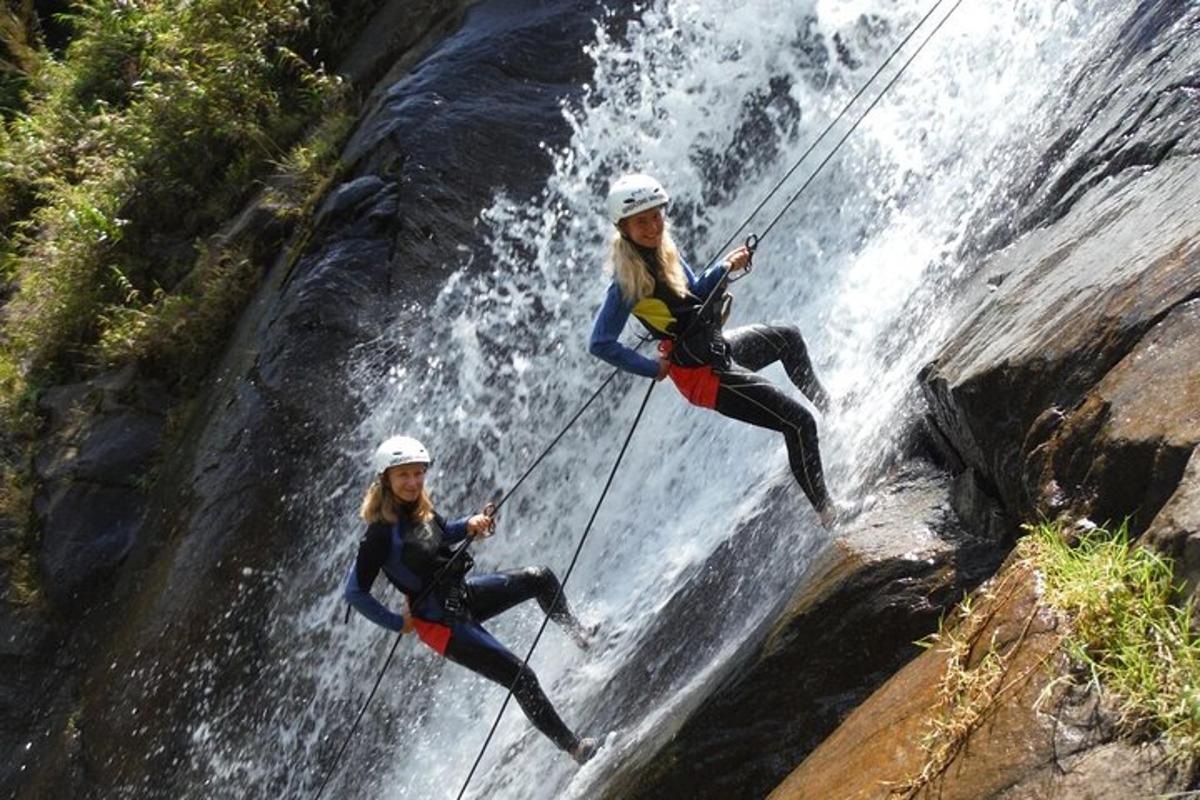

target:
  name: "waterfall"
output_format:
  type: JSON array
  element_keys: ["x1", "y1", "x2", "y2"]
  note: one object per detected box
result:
[{"x1": 180, "y1": 1, "x2": 1128, "y2": 797}]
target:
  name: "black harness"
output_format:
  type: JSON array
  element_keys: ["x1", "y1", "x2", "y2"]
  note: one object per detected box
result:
[
  {"x1": 636, "y1": 247, "x2": 732, "y2": 370},
  {"x1": 401, "y1": 517, "x2": 475, "y2": 623}
]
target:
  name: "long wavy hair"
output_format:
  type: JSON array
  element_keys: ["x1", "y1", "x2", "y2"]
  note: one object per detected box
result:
[
  {"x1": 607, "y1": 225, "x2": 689, "y2": 303},
  {"x1": 359, "y1": 478, "x2": 435, "y2": 525}
]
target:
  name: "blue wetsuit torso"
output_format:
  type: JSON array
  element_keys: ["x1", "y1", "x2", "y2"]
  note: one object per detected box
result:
[{"x1": 588, "y1": 254, "x2": 729, "y2": 375}]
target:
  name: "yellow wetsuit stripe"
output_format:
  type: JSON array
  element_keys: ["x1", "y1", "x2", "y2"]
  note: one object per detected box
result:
[{"x1": 632, "y1": 297, "x2": 676, "y2": 336}]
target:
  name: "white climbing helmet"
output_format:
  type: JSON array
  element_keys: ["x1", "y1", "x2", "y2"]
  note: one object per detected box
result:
[
  {"x1": 606, "y1": 173, "x2": 669, "y2": 225},
  {"x1": 372, "y1": 435, "x2": 431, "y2": 475}
]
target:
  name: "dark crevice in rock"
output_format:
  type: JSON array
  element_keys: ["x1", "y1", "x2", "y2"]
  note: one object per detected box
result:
[{"x1": 1039, "y1": 135, "x2": 1183, "y2": 231}]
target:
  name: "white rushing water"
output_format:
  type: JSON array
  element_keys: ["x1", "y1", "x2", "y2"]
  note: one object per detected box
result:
[{"x1": 185, "y1": 1, "x2": 1132, "y2": 797}]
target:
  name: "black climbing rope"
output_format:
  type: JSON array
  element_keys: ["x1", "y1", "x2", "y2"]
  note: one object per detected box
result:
[
  {"x1": 691, "y1": 0, "x2": 965, "y2": 328},
  {"x1": 698, "y1": 0, "x2": 954, "y2": 273},
  {"x1": 454, "y1": 380, "x2": 657, "y2": 800}
]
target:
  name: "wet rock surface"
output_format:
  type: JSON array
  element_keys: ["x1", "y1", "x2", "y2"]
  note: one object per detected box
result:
[
  {"x1": 1024, "y1": 296, "x2": 1200, "y2": 532},
  {"x1": 606, "y1": 462, "x2": 1011, "y2": 800},
  {"x1": 920, "y1": 0, "x2": 1200, "y2": 545},
  {"x1": 1144, "y1": 449, "x2": 1200, "y2": 606},
  {"x1": 969, "y1": 0, "x2": 1200, "y2": 256},
  {"x1": 920, "y1": 156, "x2": 1200, "y2": 534},
  {"x1": 768, "y1": 559, "x2": 1192, "y2": 800},
  {"x1": 31, "y1": 367, "x2": 169, "y2": 606}
]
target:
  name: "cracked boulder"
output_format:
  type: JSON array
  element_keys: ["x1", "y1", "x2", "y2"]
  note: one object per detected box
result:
[{"x1": 1025, "y1": 298, "x2": 1200, "y2": 534}]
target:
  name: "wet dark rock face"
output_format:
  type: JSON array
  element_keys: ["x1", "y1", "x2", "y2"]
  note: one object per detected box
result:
[
  {"x1": 920, "y1": 2, "x2": 1200, "y2": 548},
  {"x1": 969, "y1": 0, "x2": 1200, "y2": 257},
  {"x1": 919, "y1": 166, "x2": 1200, "y2": 543},
  {"x1": 607, "y1": 464, "x2": 1011, "y2": 800},
  {"x1": 1145, "y1": 449, "x2": 1200, "y2": 600},
  {"x1": 5, "y1": 1, "x2": 606, "y2": 797}
]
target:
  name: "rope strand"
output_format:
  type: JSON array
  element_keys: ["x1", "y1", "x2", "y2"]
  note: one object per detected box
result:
[
  {"x1": 450, "y1": 4, "x2": 969, "y2": 795},
  {"x1": 456, "y1": 380, "x2": 657, "y2": 800},
  {"x1": 698, "y1": 0, "x2": 952, "y2": 270},
  {"x1": 690, "y1": 0, "x2": 963, "y2": 329}
]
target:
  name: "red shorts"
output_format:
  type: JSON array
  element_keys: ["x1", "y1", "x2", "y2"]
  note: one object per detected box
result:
[
  {"x1": 412, "y1": 617, "x2": 452, "y2": 654},
  {"x1": 659, "y1": 340, "x2": 720, "y2": 409}
]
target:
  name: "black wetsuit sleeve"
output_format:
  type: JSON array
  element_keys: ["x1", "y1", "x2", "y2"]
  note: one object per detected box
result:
[
  {"x1": 354, "y1": 522, "x2": 391, "y2": 589},
  {"x1": 344, "y1": 522, "x2": 406, "y2": 631}
]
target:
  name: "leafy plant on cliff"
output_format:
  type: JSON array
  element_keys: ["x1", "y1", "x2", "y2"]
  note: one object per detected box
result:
[
  {"x1": 0, "y1": 0, "x2": 350, "y2": 396},
  {"x1": 893, "y1": 521, "x2": 1200, "y2": 798},
  {"x1": 1027, "y1": 521, "x2": 1200, "y2": 762},
  {"x1": 0, "y1": 1, "x2": 41, "y2": 119},
  {"x1": 0, "y1": 0, "x2": 370, "y2": 599}
]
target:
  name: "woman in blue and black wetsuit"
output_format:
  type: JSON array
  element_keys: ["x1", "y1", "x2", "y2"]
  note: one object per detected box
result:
[
  {"x1": 590, "y1": 173, "x2": 835, "y2": 525},
  {"x1": 344, "y1": 435, "x2": 599, "y2": 764}
]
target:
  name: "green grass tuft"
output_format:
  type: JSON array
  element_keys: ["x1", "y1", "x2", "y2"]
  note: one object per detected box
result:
[{"x1": 1024, "y1": 521, "x2": 1200, "y2": 761}]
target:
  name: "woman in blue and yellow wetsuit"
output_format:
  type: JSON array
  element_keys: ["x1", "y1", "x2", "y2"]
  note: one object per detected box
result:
[
  {"x1": 344, "y1": 435, "x2": 599, "y2": 764},
  {"x1": 590, "y1": 174, "x2": 834, "y2": 525}
]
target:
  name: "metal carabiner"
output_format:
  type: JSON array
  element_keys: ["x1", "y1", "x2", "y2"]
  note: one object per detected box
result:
[{"x1": 726, "y1": 232, "x2": 758, "y2": 283}]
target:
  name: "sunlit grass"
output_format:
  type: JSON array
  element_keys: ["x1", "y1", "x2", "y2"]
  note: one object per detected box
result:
[
  {"x1": 891, "y1": 520, "x2": 1199, "y2": 797},
  {"x1": 1025, "y1": 521, "x2": 1200, "y2": 762}
]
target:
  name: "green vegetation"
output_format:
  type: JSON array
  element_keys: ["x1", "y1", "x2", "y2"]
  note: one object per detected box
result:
[
  {"x1": 0, "y1": 2, "x2": 42, "y2": 119},
  {"x1": 897, "y1": 521, "x2": 1199, "y2": 796},
  {"x1": 1026, "y1": 521, "x2": 1200, "y2": 762},
  {"x1": 0, "y1": 0, "x2": 377, "y2": 600},
  {"x1": 0, "y1": 0, "x2": 362, "y2": 403}
]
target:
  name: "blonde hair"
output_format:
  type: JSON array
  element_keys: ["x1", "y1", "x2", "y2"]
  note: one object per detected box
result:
[
  {"x1": 607, "y1": 226, "x2": 690, "y2": 304},
  {"x1": 359, "y1": 479, "x2": 435, "y2": 525}
]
